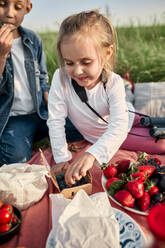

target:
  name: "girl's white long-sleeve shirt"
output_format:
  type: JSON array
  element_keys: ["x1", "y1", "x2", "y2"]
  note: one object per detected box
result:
[{"x1": 47, "y1": 69, "x2": 134, "y2": 165}]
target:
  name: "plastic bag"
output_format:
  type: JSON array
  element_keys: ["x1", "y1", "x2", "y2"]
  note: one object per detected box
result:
[{"x1": 0, "y1": 163, "x2": 48, "y2": 210}]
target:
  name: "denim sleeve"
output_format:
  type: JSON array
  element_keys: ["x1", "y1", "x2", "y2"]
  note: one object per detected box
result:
[
  {"x1": 0, "y1": 67, "x2": 7, "y2": 92},
  {"x1": 37, "y1": 39, "x2": 49, "y2": 93},
  {"x1": 0, "y1": 76, "x2": 3, "y2": 91}
]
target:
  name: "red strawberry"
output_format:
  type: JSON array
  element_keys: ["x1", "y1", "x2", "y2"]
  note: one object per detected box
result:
[
  {"x1": 106, "y1": 178, "x2": 119, "y2": 190},
  {"x1": 115, "y1": 159, "x2": 131, "y2": 173},
  {"x1": 102, "y1": 163, "x2": 117, "y2": 179},
  {"x1": 149, "y1": 186, "x2": 159, "y2": 196},
  {"x1": 138, "y1": 165, "x2": 156, "y2": 178},
  {"x1": 131, "y1": 171, "x2": 146, "y2": 181},
  {"x1": 126, "y1": 179, "x2": 144, "y2": 198},
  {"x1": 114, "y1": 190, "x2": 135, "y2": 208},
  {"x1": 137, "y1": 192, "x2": 151, "y2": 211}
]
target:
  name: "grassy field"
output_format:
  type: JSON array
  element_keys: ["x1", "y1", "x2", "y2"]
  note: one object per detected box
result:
[{"x1": 39, "y1": 24, "x2": 165, "y2": 84}]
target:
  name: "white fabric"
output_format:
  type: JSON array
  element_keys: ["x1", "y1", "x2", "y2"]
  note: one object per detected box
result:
[
  {"x1": 0, "y1": 163, "x2": 48, "y2": 210},
  {"x1": 47, "y1": 190, "x2": 120, "y2": 248},
  {"x1": 47, "y1": 69, "x2": 134, "y2": 164},
  {"x1": 10, "y1": 37, "x2": 35, "y2": 116},
  {"x1": 134, "y1": 82, "x2": 165, "y2": 117}
]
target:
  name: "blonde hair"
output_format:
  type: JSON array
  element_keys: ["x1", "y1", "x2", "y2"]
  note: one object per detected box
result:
[{"x1": 57, "y1": 10, "x2": 117, "y2": 80}]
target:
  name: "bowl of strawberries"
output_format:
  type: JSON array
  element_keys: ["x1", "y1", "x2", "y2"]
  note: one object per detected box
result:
[
  {"x1": 101, "y1": 152, "x2": 165, "y2": 215},
  {"x1": 0, "y1": 200, "x2": 21, "y2": 244}
]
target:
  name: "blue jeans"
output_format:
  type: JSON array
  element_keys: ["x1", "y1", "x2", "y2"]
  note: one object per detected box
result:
[{"x1": 0, "y1": 114, "x2": 83, "y2": 166}]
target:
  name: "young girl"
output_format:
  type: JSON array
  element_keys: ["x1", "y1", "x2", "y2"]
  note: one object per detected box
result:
[
  {"x1": 47, "y1": 10, "x2": 165, "y2": 185},
  {"x1": 47, "y1": 10, "x2": 134, "y2": 185}
]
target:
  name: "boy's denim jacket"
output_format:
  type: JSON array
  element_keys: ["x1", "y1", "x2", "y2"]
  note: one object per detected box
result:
[{"x1": 0, "y1": 26, "x2": 49, "y2": 137}]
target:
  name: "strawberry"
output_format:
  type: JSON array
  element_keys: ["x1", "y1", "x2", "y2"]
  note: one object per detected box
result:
[
  {"x1": 102, "y1": 163, "x2": 117, "y2": 179},
  {"x1": 0, "y1": 200, "x2": 3, "y2": 208},
  {"x1": 114, "y1": 190, "x2": 135, "y2": 208},
  {"x1": 138, "y1": 165, "x2": 156, "y2": 178},
  {"x1": 115, "y1": 159, "x2": 131, "y2": 173},
  {"x1": 131, "y1": 171, "x2": 146, "y2": 181},
  {"x1": 149, "y1": 186, "x2": 159, "y2": 196},
  {"x1": 106, "y1": 178, "x2": 119, "y2": 190},
  {"x1": 137, "y1": 192, "x2": 151, "y2": 211},
  {"x1": 126, "y1": 179, "x2": 144, "y2": 198},
  {"x1": 145, "y1": 178, "x2": 159, "y2": 196}
]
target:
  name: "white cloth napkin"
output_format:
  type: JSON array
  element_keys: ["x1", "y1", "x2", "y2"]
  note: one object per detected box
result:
[
  {"x1": 48, "y1": 189, "x2": 120, "y2": 248},
  {"x1": 0, "y1": 163, "x2": 48, "y2": 210}
]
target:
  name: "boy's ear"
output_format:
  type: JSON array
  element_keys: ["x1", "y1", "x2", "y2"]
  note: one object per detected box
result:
[{"x1": 26, "y1": 1, "x2": 32, "y2": 14}]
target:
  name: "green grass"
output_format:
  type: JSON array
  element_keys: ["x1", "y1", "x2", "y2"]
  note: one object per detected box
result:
[
  {"x1": 115, "y1": 25, "x2": 165, "y2": 83},
  {"x1": 39, "y1": 24, "x2": 165, "y2": 84},
  {"x1": 39, "y1": 32, "x2": 58, "y2": 83}
]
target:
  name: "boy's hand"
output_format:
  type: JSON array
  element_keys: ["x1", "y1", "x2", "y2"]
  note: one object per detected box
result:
[
  {"x1": 65, "y1": 152, "x2": 95, "y2": 185},
  {"x1": 0, "y1": 24, "x2": 16, "y2": 59}
]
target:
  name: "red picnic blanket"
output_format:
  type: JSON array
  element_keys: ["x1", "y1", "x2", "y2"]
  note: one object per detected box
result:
[{"x1": 1, "y1": 140, "x2": 165, "y2": 248}]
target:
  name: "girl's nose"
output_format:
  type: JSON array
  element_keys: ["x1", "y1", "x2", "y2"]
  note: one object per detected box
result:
[{"x1": 73, "y1": 65, "x2": 83, "y2": 76}]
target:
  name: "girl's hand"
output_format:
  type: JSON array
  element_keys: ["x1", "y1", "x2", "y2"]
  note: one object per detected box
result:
[
  {"x1": 65, "y1": 152, "x2": 95, "y2": 185},
  {"x1": 51, "y1": 161, "x2": 70, "y2": 175}
]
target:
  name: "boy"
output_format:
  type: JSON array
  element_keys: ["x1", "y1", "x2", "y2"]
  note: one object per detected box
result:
[{"x1": 0, "y1": 0, "x2": 49, "y2": 166}]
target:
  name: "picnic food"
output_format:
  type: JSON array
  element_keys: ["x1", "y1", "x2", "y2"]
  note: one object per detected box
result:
[
  {"x1": 0, "y1": 208, "x2": 12, "y2": 224},
  {"x1": 106, "y1": 178, "x2": 119, "y2": 190},
  {"x1": 0, "y1": 201, "x2": 19, "y2": 234},
  {"x1": 102, "y1": 152, "x2": 165, "y2": 212},
  {"x1": 126, "y1": 179, "x2": 144, "y2": 198},
  {"x1": 101, "y1": 163, "x2": 117, "y2": 179},
  {"x1": 115, "y1": 159, "x2": 131, "y2": 173},
  {"x1": 114, "y1": 190, "x2": 135, "y2": 208},
  {"x1": 137, "y1": 192, "x2": 151, "y2": 211},
  {"x1": 56, "y1": 173, "x2": 87, "y2": 191}
]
